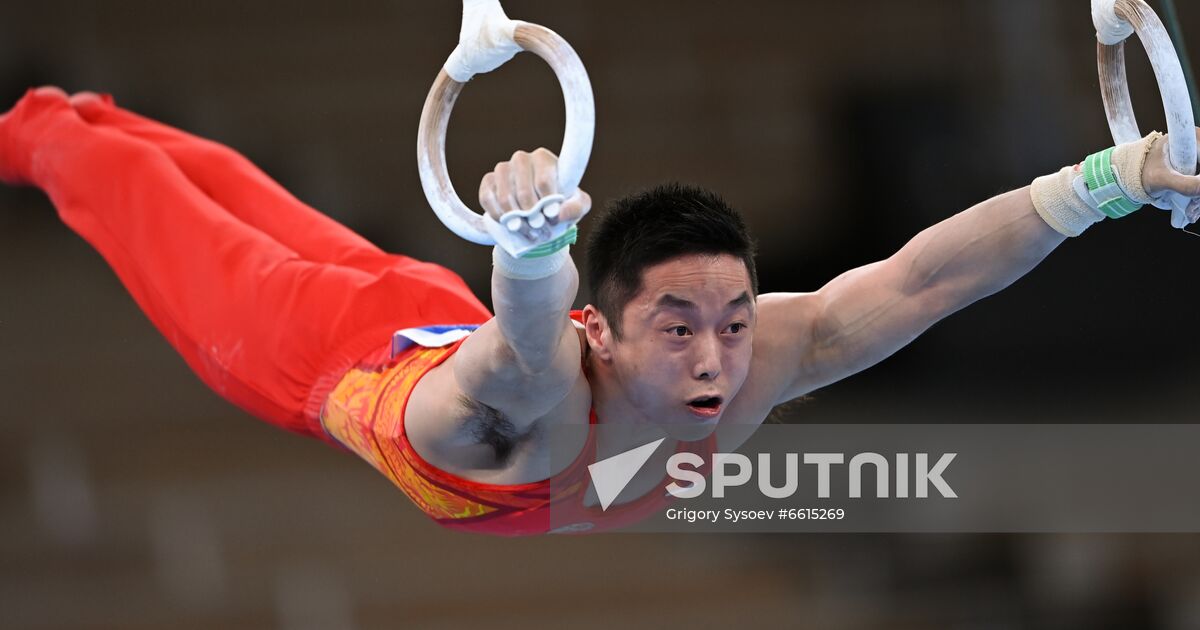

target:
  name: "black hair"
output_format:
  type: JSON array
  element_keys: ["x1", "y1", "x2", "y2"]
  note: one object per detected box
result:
[
  {"x1": 456, "y1": 394, "x2": 523, "y2": 465},
  {"x1": 585, "y1": 182, "x2": 758, "y2": 338}
]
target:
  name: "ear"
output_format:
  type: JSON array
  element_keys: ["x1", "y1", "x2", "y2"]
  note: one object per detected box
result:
[{"x1": 581, "y1": 305, "x2": 614, "y2": 361}]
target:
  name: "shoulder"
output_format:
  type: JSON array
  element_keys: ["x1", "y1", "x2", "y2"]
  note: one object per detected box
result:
[
  {"x1": 755, "y1": 292, "x2": 822, "y2": 334},
  {"x1": 707, "y1": 292, "x2": 825, "y2": 436},
  {"x1": 743, "y1": 292, "x2": 824, "y2": 400},
  {"x1": 405, "y1": 329, "x2": 593, "y2": 482},
  {"x1": 452, "y1": 315, "x2": 584, "y2": 423}
]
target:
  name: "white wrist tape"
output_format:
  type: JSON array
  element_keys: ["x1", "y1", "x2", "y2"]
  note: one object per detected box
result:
[
  {"x1": 444, "y1": 0, "x2": 521, "y2": 82},
  {"x1": 1092, "y1": 0, "x2": 1134, "y2": 45},
  {"x1": 1031, "y1": 166, "x2": 1107, "y2": 237},
  {"x1": 1030, "y1": 132, "x2": 1164, "y2": 236},
  {"x1": 493, "y1": 245, "x2": 569, "y2": 280}
]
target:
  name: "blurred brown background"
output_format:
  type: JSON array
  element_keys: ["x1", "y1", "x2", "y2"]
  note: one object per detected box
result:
[{"x1": 2, "y1": 1, "x2": 1200, "y2": 628}]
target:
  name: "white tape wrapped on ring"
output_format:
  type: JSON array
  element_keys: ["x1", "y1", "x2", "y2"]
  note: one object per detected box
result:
[
  {"x1": 1092, "y1": 0, "x2": 1135, "y2": 45},
  {"x1": 444, "y1": 0, "x2": 521, "y2": 82}
]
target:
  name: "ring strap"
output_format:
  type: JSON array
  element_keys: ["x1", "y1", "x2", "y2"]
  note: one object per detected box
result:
[{"x1": 1082, "y1": 147, "x2": 1143, "y2": 218}]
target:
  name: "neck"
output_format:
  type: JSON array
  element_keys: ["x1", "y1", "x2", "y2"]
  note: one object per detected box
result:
[{"x1": 585, "y1": 351, "x2": 672, "y2": 458}]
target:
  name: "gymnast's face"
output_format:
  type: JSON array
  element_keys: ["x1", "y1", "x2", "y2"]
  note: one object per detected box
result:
[{"x1": 588, "y1": 254, "x2": 756, "y2": 440}]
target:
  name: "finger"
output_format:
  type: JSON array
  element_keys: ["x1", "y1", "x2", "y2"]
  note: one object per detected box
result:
[
  {"x1": 557, "y1": 190, "x2": 592, "y2": 223},
  {"x1": 1159, "y1": 170, "x2": 1200, "y2": 198},
  {"x1": 510, "y1": 151, "x2": 538, "y2": 210},
  {"x1": 527, "y1": 208, "x2": 546, "y2": 229},
  {"x1": 532, "y1": 148, "x2": 562, "y2": 222},
  {"x1": 544, "y1": 201, "x2": 562, "y2": 226},
  {"x1": 493, "y1": 162, "x2": 517, "y2": 214},
  {"x1": 478, "y1": 172, "x2": 504, "y2": 220},
  {"x1": 531, "y1": 148, "x2": 560, "y2": 198},
  {"x1": 517, "y1": 221, "x2": 538, "y2": 240}
]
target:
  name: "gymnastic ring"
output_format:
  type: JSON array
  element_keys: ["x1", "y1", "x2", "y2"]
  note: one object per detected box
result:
[
  {"x1": 417, "y1": 22, "x2": 595, "y2": 245},
  {"x1": 1094, "y1": 0, "x2": 1198, "y2": 226}
]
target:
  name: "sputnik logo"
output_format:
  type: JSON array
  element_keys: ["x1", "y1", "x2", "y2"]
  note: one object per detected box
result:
[
  {"x1": 586, "y1": 438, "x2": 959, "y2": 510},
  {"x1": 586, "y1": 438, "x2": 665, "y2": 511}
]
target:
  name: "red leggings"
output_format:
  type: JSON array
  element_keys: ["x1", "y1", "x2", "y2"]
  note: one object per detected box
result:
[{"x1": 0, "y1": 88, "x2": 492, "y2": 443}]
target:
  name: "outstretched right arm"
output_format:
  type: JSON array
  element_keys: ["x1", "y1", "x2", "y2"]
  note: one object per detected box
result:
[{"x1": 452, "y1": 148, "x2": 591, "y2": 426}]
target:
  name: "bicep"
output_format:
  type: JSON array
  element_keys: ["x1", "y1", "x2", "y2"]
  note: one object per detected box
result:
[
  {"x1": 762, "y1": 258, "x2": 949, "y2": 403},
  {"x1": 767, "y1": 190, "x2": 1063, "y2": 404},
  {"x1": 451, "y1": 316, "x2": 583, "y2": 426}
]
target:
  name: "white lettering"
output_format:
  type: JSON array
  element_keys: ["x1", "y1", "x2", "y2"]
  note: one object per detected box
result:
[
  {"x1": 758, "y1": 453, "x2": 798, "y2": 499},
  {"x1": 712, "y1": 453, "x2": 752, "y2": 498},
  {"x1": 849, "y1": 452, "x2": 889, "y2": 498},
  {"x1": 803, "y1": 453, "x2": 844, "y2": 498},
  {"x1": 916, "y1": 453, "x2": 957, "y2": 498},
  {"x1": 665, "y1": 452, "x2": 706, "y2": 498}
]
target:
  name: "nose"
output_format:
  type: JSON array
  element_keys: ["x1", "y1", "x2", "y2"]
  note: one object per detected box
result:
[{"x1": 692, "y1": 333, "x2": 722, "y2": 381}]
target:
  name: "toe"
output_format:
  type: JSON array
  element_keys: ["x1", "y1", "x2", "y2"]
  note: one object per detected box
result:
[
  {"x1": 68, "y1": 91, "x2": 114, "y2": 119},
  {"x1": 32, "y1": 86, "x2": 69, "y2": 100}
]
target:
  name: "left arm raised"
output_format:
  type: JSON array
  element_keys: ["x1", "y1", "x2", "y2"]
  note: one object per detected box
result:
[{"x1": 764, "y1": 186, "x2": 1065, "y2": 403}]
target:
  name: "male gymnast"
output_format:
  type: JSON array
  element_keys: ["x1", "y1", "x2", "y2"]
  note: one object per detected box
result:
[{"x1": 3, "y1": 86, "x2": 1199, "y2": 535}]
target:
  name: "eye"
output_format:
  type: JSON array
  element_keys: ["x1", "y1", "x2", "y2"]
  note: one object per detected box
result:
[
  {"x1": 725, "y1": 322, "x2": 747, "y2": 334},
  {"x1": 668, "y1": 325, "x2": 691, "y2": 337}
]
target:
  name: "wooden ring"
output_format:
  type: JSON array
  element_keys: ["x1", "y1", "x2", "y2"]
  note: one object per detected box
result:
[
  {"x1": 1097, "y1": 0, "x2": 1197, "y2": 223},
  {"x1": 417, "y1": 22, "x2": 595, "y2": 245}
]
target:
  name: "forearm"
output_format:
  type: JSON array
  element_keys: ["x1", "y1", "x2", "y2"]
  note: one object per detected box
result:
[
  {"x1": 490, "y1": 251, "x2": 580, "y2": 374},
  {"x1": 897, "y1": 186, "x2": 1066, "y2": 311},
  {"x1": 801, "y1": 186, "x2": 1065, "y2": 387}
]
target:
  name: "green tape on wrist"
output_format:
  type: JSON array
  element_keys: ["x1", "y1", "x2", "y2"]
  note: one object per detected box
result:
[
  {"x1": 1082, "y1": 147, "x2": 1142, "y2": 218},
  {"x1": 520, "y1": 225, "x2": 578, "y2": 259}
]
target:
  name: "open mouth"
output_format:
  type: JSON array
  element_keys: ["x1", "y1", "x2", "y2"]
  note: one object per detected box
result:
[{"x1": 686, "y1": 396, "x2": 724, "y2": 417}]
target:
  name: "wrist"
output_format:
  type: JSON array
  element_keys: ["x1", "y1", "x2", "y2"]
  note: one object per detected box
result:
[
  {"x1": 493, "y1": 245, "x2": 571, "y2": 280},
  {"x1": 1029, "y1": 132, "x2": 1161, "y2": 237},
  {"x1": 1108, "y1": 131, "x2": 1163, "y2": 205},
  {"x1": 1030, "y1": 165, "x2": 1106, "y2": 237},
  {"x1": 1081, "y1": 146, "x2": 1143, "y2": 218}
]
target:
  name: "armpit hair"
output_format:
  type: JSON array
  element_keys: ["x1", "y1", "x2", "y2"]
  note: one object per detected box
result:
[
  {"x1": 766, "y1": 395, "x2": 813, "y2": 424},
  {"x1": 455, "y1": 394, "x2": 527, "y2": 464}
]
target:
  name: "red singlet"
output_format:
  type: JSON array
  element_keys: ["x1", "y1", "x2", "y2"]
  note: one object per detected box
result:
[{"x1": 321, "y1": 312, "x2": 717, "y2": 536}]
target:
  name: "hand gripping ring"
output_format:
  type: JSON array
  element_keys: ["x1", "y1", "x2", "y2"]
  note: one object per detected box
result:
[
  {"x1": 417, "y1": 21, "x2": 595, "y2": 245},
  {"x1": 1094, "y1": 0, "x2": 1198, "y2": 227}
]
